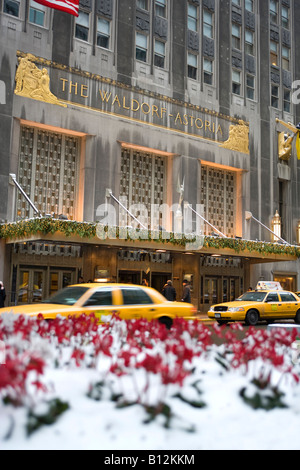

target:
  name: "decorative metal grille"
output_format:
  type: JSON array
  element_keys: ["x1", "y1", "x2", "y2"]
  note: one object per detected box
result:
[
  {"x1": 200, "y1": 165, "x2": 236, "y2": 237},
  {"x1": 17, "y1": 126, "x2": 79, "y2": 220},
  {"x1": 120, "y1": 148, "x2": 166, "y2": 228}
]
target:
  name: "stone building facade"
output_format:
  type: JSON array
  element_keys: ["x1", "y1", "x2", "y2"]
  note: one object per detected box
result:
[{"x1": 0, "y1": 0, "x2": 300, "y2": 311}]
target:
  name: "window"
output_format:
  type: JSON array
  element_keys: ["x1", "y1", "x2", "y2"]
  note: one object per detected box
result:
[
  {"x1": 121, "y1": 288, "x2": 153, "y2": 305},
  {"x1": 137, "y1": 0, "x2": 148, "y2": 10},
  {"x1": 3, "y1": 0, "x2": 19, "y2": 17},
  {"x1": 265, "y1": 293, "x2": 279, "y2": 302},
  {"x1": 46, "y1": 286, "x2": 89, "y2": 305},
  {"x1": 75, "y1": 10, "x2": 89, "y2": 42},
  {"x1": 282, "y1": 46, "x2": 290, "y2": 71},
  {"x1": 119, "y1": 148, "x2": 166, "y2": 229},
  {"x1": 29, "y1": 0, "x2": 45, "y2": 26},
  {"x1": 203, "y1": 58, "x2": 213, "y2": 85},
  {"x1": 136, "y1": 32, "x2": 147, "y2": 62},
  {"x1": 280, "y1": 292, "x2": 297, "y2": 302},
  {"x1": 154, "y1": 39, "x2": 165, "y2": 68},
  {"x1": 271, "y1": 84, "x2": 279, "y2": 108},
  {"x1": 188, "y1": 3, "x2": 197, "y2": 32},
  {"x1": 200, "y1": 165, "x2": 237, "y2": 238},
  {"x1": 270, "y1": 41, "x2": 278, "y2": 66},
  {"x1": 84, "y1": 288, "x2": 113, "y2": 306},
  {"x1": 232, "y1": 23, "x2": 241, "y2": 50},
  {"x1": 188, "y1": 53, "x2": 197, "y2": 79},
  {"x1": 245, "y1": 30, "x2": 254, "y2": 55},
  {"x1": 246, "y1": 74, "x2": 255, "y2": 100},
  {"x1": 155, "y1": 0, "x2": 166, "y2": 18},
  {"x1": 232, "y1": 69, "x2": 241, "y2": 95},
  {"x1": 232, "y1": 0, "x2": 240, "y2": 5},
  {"x1": 283, "y1": 89, "x2": 291, "y2": 113},
  {"x1": 203, "y1": 10, "x2": 213, "y2": 38},
  {"x1": 270, "y1": 0, "x2": 278, "y2": 24},
  {"x1": 97, "y1": 18, "x2": 110, "y2": 49},
  {"x1": 281, "y1": 6, "x2": 289, "y2": 29},
  {"x1": 17, "y1": 126, "x2": 80, "y2": 220},
  {"x1": 245, "y1": 0, "x2": 254, "y2": 12}
]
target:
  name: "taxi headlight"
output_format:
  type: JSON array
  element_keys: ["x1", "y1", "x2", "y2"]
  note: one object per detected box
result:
[{"x1": 228, "y1": 307, "x2": 245, "y2": 313}]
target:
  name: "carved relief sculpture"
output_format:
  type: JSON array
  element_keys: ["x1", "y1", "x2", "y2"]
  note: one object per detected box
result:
[
  {"x1": 276, "y1": 118, "x2": 300, "y2": 161},
  {"x1": 220, "y1": 120, "x2": 249, "y2": 154},
  {"x1": 15, "y1": 53, "x2": 66, "y2": 107}
]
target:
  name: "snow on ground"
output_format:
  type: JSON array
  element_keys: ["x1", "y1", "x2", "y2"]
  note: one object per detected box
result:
[{"x1": 1, "y1": 315, "x2": 300, "y2": 451}]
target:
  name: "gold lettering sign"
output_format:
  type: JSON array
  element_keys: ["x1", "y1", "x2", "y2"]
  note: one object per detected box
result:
[
  {"x1": 14, "y1": 52, "x2": 250, "y2": 152},
  {"x1": 15, "y1": 53, "x2": 66, "y2": 107}
]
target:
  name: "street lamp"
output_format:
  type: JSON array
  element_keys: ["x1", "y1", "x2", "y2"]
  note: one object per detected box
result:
[
  {"x1": 245, "y1": 210, "x2": 290, "y2": 245},
  {"x1": 271, "y1": 210, "x2": 281, "y2": 242},
  {"x1": 297, "y1": 221, "x2": 300, "y2": 245}
]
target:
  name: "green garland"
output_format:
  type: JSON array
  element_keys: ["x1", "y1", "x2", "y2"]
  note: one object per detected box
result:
[{"x1": 0, "y1": 217, "x2": 299, "y2": 258}]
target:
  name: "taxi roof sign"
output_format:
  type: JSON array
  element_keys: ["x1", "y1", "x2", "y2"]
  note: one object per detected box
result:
[{"x1": 256, "y1": 281, "x2": 283, "y2": 291}]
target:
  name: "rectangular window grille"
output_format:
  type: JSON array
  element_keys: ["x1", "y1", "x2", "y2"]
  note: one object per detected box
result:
[
  {"x1": 17, "y1": 126, "x2": 79, "y2": 220},
  {"x1": 120, "y1": 148, "x2": 166, "y2": 229},
  {"x1": 200, "y1": 165, "x2": 236, "y2": 237}
]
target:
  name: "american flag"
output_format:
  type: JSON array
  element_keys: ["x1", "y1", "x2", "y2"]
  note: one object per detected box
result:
[{"x1": 32, "y1": 0, "x2": 79, "y2": 17}]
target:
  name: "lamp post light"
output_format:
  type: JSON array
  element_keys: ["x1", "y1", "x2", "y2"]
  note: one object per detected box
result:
[
  {"x1": 271, "y1": 210, "x2": 281, "y2": 242},
  {"x1": 297, "y1": 221, "x2": 300, "y2": 245},
  {"x1": 245, "y1": 210, "x2": 290, "y2": 245}
]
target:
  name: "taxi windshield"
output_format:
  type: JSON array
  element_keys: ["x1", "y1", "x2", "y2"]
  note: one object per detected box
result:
[
  {"x1": 237, "y1": 291, "x2": 267, "y2": 302},
  {"x1": 42, "y1": 286, "x2": 89, "y2": 305}
]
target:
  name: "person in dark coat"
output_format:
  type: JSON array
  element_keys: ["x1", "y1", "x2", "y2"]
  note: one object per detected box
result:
[
  {"x1": 162, "y1": 280, "x2": 176, "y2": 301},
  {"x1": 181, "y1": 279, "x2": 191, "y2": 303},
  {"x1": 0, "y1": 282, "x2": 6, "y2": 308}
]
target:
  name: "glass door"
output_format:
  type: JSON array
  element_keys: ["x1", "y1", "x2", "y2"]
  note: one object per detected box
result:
[
  {"x1": 18, "y1": 269, "x2": 44, "y2": 304},
  {"x1": 204, "y1": 278, "x2": 218, "y2": 306},
  {"x1": 49, "y1": 270, "x2": 75, "y2": 296}
]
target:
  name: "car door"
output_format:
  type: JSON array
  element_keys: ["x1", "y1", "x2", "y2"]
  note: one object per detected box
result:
[
  {"x1": 81, "y1": 286, "x2": 118, "y2": 322},
  {"x1": 263, "y1": 292, "x2": 283, "y2": 320},
  {"x1": 279, "y1": 292, "x2": 300, "y2": 318},
  {"x1": 118, "y1": 287, "x2": 155, "y2": 320}
]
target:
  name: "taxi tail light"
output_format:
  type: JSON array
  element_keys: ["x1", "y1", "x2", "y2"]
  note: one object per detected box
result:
[{"x1": 191, "y1": 306, "x2": 197, "y2": 315}]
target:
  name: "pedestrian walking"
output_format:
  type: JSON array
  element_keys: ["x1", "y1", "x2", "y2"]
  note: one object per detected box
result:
[
  {"x1": 162, "y1": 280, "x2": 176, "y2": 301},
  {"x1": 0, "y1": 282, "x2": 6, "y2": 308},
  {"x1": 181, "y1": 279, "x2": 191, "y2": 303}
]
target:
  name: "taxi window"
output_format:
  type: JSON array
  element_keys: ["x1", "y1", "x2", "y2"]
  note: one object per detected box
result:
[
  {"x1": 265, "y1": 293, "x2": 279, "y2": 302},
  {"x1": 238, "y1": 292, "x2": 266, "y2": 302},
  {"x1": 280, "y1": 292, "x2": 297, "y2": 302},
  {"x1": 83, "y1": 288, "x2": 113, "y2": 306},
  {"x1": 121, "y1": 287, "x2": 153, "y2": 305},
  {"x1": 43, "y1": 286, "x2": 89, "y2": 305}
]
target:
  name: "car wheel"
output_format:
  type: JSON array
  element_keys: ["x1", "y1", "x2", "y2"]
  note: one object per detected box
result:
[
  {"x1": 245, "y1": 309, "x2": 259, "y2": 326},
  {"x1": 295, "y1": 310, "x2": 300, "y2": 324},
  {"x1": 158, "y1": 316, "x2": 173, "y2": 329}
]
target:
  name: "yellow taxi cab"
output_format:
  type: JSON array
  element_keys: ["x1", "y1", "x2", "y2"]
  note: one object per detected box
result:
[
  {"x1": 208, "y1": 282, "x2": 300, "y2": 326},
  {"x1": 0, "y1": 283, "x2": 197, "y2": 328}
]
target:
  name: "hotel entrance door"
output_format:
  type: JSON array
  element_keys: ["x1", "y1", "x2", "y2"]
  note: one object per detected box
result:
[
  {"x1": 17, "y1": 267, "x2": 76, "y2": 304},
  {"x1": 49, "y1": 270, "x2": 75, "y2": 296},
  {"x1": 18, "y1": 268, "x2": 45, "y2": 304},
  {"x1": 201, "y1": 276, "x2": 241, "y2": 312}
]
